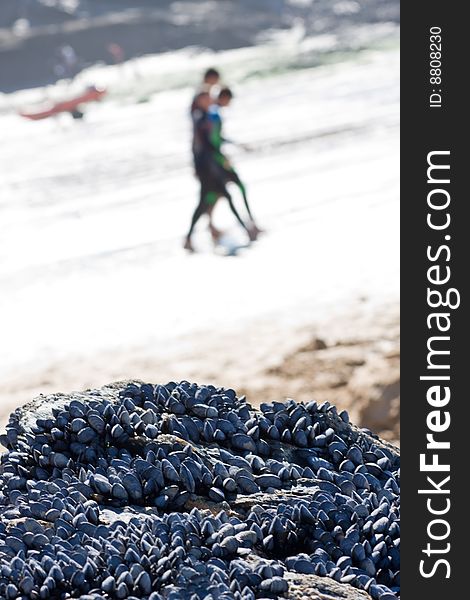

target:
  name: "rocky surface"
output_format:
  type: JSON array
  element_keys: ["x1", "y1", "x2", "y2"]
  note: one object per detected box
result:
[
  {"x1": 245, "y1": 305, "x2": 400, "y2": 443},
  {"x1": 0, "y1": 380, "x2": 400, "y2": 599},
  {"x1": 284, "y1": 571, "x2": 373, "y2": 600}
]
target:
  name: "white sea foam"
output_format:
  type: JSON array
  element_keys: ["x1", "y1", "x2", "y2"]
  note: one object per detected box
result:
[{"x1": 0, "y1": 40, "x2": 399, "y2": 378}]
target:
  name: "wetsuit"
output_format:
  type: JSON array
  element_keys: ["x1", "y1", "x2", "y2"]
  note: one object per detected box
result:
[
  {"x1": 187, "y1": 105, "x2": 249, "y2": 239},
  {"x1": 205, "y1": 105, "x2": 255, "y2": 222},
  {"x1": 191, "y1": 106, "x2": 211, "y2": 180}
]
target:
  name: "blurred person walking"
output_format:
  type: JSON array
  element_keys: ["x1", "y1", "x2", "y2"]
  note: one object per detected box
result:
[
  {"x1": 188, "y1": 68, "x2": 221, "y2": 239},
  {"x1": 54, "y1": 44, "x2": 80, "y2": 80},
  {"x1": 190, "y1": 68, "x2": 221, "y2": 109},
  {"x1": 206, "y1": 87, "x2": 261, "y2": 238},
  {"x1": 107, "y1": 42, "x2": 125, "y2": 64},
  {"x1": 184, "y1": 87, "x2": 260, "y2": 252}
]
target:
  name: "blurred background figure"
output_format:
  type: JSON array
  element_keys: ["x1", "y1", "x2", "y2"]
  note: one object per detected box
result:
[
  {"x1": 205, "y1": 87, "x2": 261, "y2": 240},
  {"x1": 54, "y1": 44, "x2": 79, "y2": 80},
  {"x1": 185, "y1": 87, "x2": 256, "y2": 252},
  {"x1": 107, "y1": 42, "x2": 125, "y2": 65},
  {"x1": 202, "y1": 67, "x2": 221, "y2": 94},
  {"x1": 190, "y1": 67, "x2": 221, "y2": 115}
]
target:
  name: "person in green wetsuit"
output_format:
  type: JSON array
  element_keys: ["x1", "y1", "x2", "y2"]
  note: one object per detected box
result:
[
  {"x1": 184, "y1": 88, "x2": 259, "y2": 252},
  {"x1": 207, "y1": 88, "x2": 261, "y2": 236},
  {"x1": 184, "y1": 88, "x2": 261, "y2": 252}
]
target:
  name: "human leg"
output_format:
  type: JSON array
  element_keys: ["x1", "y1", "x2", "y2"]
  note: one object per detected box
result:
[
  {"x1": 185, "y1": 180, "x2": 211, "y2": 250},
  {"x1": 228, "y1": 171, "x2": 263, "y2": 240},
  {"x1": 206, "y1": 202, "x2": 224, "y2": 241}
]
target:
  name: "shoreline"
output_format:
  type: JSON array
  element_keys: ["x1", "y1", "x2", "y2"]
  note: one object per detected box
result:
[
  {"x1": 0, "y1": 299, "x2": 399, "y2": 443},
  {"x1": 0, "y1": 0, "x2": 399, "y2": 93}
]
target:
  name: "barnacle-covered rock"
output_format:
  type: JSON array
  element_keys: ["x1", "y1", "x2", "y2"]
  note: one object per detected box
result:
[{"x1": 0, "y1": 380, "x2": 400, "y2": 599}]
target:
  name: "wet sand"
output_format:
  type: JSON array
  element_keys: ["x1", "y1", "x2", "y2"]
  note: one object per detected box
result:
[{"x1": 0, "y1": 300, "x2": 399, "y2": 444}]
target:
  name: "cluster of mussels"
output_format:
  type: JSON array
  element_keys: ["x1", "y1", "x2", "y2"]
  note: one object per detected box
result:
[{"x1": 0, "y1": 381, "x2": 400, "y2": 600}]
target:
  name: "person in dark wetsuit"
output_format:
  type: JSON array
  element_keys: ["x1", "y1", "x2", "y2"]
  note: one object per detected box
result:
[
  {"x1": 184, "y1": 90, "x2": 255, "y2": 252},
  {"x1": 188, "y1": 69, "x2": 222, "y2": 241},
  {"x1": 190, "y1": 68, "x2": 220, "y2": 114}
]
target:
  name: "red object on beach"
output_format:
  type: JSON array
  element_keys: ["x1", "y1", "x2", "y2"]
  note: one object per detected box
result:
[{"x1": 18, "y1": 86, "x2": 107, "y2": 121}]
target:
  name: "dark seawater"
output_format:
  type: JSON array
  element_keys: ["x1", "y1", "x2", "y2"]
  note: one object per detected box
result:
[{"x1": 0, "y1": 0, "x2": 399, "y2": 92}]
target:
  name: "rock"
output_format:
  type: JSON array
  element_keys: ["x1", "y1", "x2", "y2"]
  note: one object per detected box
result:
[
  {"x1": 0, "y1": 380, "x2": 399, "y2": 600},
  {"x1": 284, "y1": 571, "x2": 373, "y2": 599},
  {"x1": 350, "y1": 356, "x2": 400, "y2": 436}
]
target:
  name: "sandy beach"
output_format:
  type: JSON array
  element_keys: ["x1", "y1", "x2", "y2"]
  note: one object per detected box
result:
[{"x1": 0, "y1": 299, "x2": 399, "y2": 443}]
